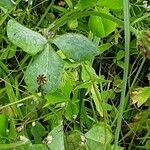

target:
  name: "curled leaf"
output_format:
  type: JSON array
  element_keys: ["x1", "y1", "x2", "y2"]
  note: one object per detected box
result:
[{"x1": 131, "y1": 87, "x2": 150, "y2": 107}]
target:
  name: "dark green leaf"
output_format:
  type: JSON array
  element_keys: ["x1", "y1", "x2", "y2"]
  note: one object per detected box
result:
[{"x1": 31, "y1": 122, "x2": 46, "y2": 143}]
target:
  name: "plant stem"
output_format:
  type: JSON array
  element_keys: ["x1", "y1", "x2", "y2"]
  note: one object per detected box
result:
[
  {"x1": 114, "y1": 0, "x2": 130, "y2": 148},
  {"x1": 0, "y1": 95, "x2": 33, "y2": 110},
  {"x1": 36, "y1": 0, "x2": 55, "y2": 28},
  {"x1": 48, "y1": 10, "x2": 138, "y2": 35},
  {"x1": 0, "y1": 136, "x2": 29, "y2": 149}
]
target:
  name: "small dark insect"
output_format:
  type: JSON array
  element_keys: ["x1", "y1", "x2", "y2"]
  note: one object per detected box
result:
[{"x1": 37, "y1": 74, "x2": 47, "y2": 86}]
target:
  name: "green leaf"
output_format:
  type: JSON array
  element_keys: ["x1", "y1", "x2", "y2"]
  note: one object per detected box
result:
[
  {"x1": 24, "y1": 44, "x2": 64, "y2": 93},
  {"x1": 116, "y1": 50, "x2": 125, "y2": 60},
  {"x1": 65, "y1": 100, "x2": 79, "y2": 121},
  {"x1": 89, "y1": 8, "x2": 116, "y2": 38},
  {"x1": 98, "y1": 0, "x2": 123, "y2": 10},
  {"x1": 82, "y1": 64, "x2": 97, "y2": 82},
  {"x1": 146, "y1": 139, "x2": 150, "y2": 150},
  {"x1": 0, "y1": 114, "x2": 8, "y2": 136},
  {"x1": 47, "y1": 124, "x2": 64, "y2": 150},
  {"x1": 65, "y1": 131, "x2": 83, "y2": 150},
  {"x1": 98, "y1": 43, "x2": 112, "y2": 54},
  {"x1": 8, "y1": 117, "x2": 17, "y2": 140},
  {"x1": 68, "y1": 19, "x2": 78, "y2": 30},
  {"x1": 59, "y1": 71, "x2": 74, "y2": 98},
  {"x1": 78, "y1": 0, "x2": 97, "y2": 10},
  {"x1": 53, "y1": 33, "x2": 99, "y2": 62},
  {"x1": 45, "y1": 90, "x2": 68, "y2": 106},
  {"x1": 0, "y1": 0, "x2": 15, "y2": 10},
  {"x1": 31, "y1": 122, "x2": 46, "y2": 143},
  {"x1": 91, "y1": 85, "x2": 103, "y2": 117},
  {"x1": 7, "y1": 19, "x2": 47, "y2": 55},
  {"x1": 0, "y1": 45, "x2": 16, "y2": 60},
  {"x1": 131, "y1": 87, "x2": 150, "y2": 107},
  {"x1": 111, "y1": 145, "x2": 124, "y2": 150},
  {"x1": 116, "y1": 60, "x2": 124, "y2": 69},
  {"x1": 101, "y1": 90, "x2": 115, "y2": 102},
  {"x1": 30, "y1": 144, "x2": 47, "y2": 150},
  {"x1": 85, "y1": 123, "x2": 112, "y2": 148},
  {"x1": 0, "y1": 136, "x2": 30, "y2": 149}
]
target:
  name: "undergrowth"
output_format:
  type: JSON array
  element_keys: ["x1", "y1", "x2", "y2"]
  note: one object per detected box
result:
[{"x1": 0, "y1": 0, "x2": 150, "y2": 149}]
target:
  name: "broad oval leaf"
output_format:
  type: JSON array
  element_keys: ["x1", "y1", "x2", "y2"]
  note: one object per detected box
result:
[
  {"x1": 98, "y1": 0, "x2": 123, "y2": 10},
  {"x1": 24, "y1": 44, "x2": 64, "y2": 93},
  {"x1": 47, "y1": 124, "x2": 64, "y2": 150},
  {"x1": 0, "y1": 0, "x2": 15, "y2": 10},
  {"x1": 85, "y1": 123, "x2": 112, "y2": 146},
  {"x1": 7, "y1": 19, "x2": 47, "y2": 55},
  {"x1": 78, "y1": 0, "x2": 97, "y2": 10},
  {"x1": 89, "y1": 9, "x2": 116, "y2": 38},
  {"x1": 53, "y1": 33, "x2": 99, "y2": 61}
]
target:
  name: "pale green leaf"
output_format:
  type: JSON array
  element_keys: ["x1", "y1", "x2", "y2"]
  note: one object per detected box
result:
[
  {"x1": 24, "y1": 44, "x2": 64, "y2": 93},
  {"x1": 91, "y1": 85, "x2": 103, "y2": 116},
  {"x1": 131, "y1": 87, "x2": 150, "y2": 107},
  {"x1": 47, "y1": 124, "x2": 64, "y2": 150},
  {"x1": 30, "y1": 144, "x2": 47, "y2": 150},
  {"x1": 53, "y1": 33, "x2": 99, "y2": 61},
  {"x1": 85, "y1": 123, "x2": 112, "y2": 148},
  {"x1": 7, "y1": 19, "x2": 47, "y2": 55},
  {"x1": 0, "y1": 0, "x2": 15, "y2": 10}
]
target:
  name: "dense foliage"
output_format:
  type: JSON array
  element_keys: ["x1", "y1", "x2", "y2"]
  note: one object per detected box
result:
[{"x1": 0, "y1": 0, "x2": 150, "y2": 149}]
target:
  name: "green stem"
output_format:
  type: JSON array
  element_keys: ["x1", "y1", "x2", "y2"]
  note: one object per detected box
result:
[
  {"x1": 48, "y1": 10, "x2": 138, "y2": 35},
  {"x1": 112, "y1": 57, "x2": 146, "y2": 128},
  {"x1": 0, "y1": 95, "x2": 33, "y2": 110},
  {"x1": 0, "y1": 136, "x2": 29, "y2": 149},
  {"x1": 114, "y1": 0, "x2": 130, "y2": 148},
  {"x1": 131, "y1": 13, "x2": 150, "y2": 25},
  {"x1": 129, "y1": 57, "x2": 146, "y2": 91},
  {"x1": 36, "y1": 0, "x2": 55, "y2": 28},
  {"x1": 124, "y1": 57, "x2": 146, "y2": 108}
]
